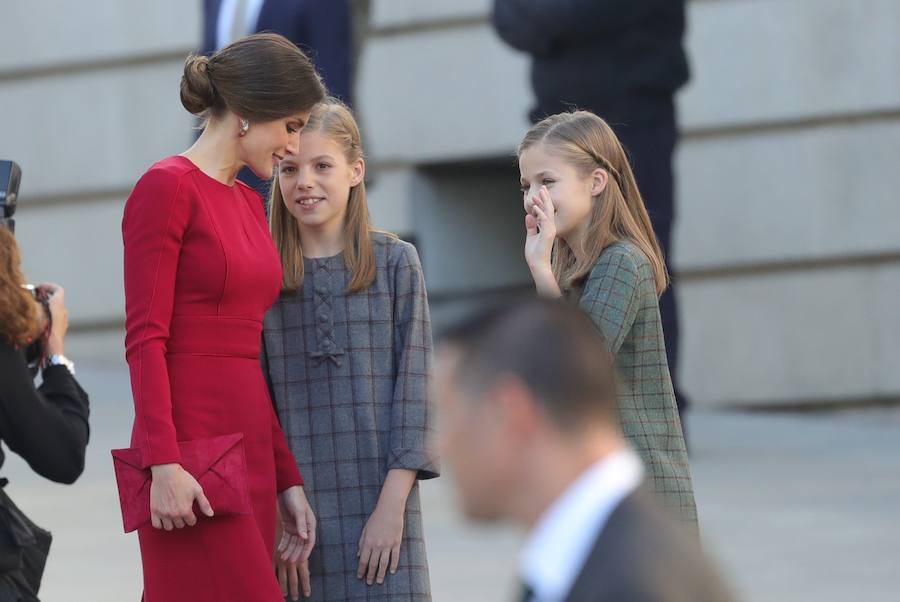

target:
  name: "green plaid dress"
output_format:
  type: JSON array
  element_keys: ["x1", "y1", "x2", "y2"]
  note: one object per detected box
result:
[{"x1": 573, "y1": 240, "x2": 697, "y2": 525}]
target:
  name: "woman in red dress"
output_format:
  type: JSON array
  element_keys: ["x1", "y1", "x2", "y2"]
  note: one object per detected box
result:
[{"x1": 121, "y1": 34, "x2": 325, "y2": 601}]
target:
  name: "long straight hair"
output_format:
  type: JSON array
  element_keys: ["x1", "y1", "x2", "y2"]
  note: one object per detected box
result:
[
  {"x1": 518, "y1": 111, "x2": 669, "y2": 295},
  {"x1": 269, "y1": 98, "x2": 388, "y2": 293}
]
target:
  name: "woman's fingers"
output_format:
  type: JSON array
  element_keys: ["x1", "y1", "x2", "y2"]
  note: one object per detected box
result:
[
  {"x1": 525, "y1": 213, "x2": 539, "y2": 236},
  {"x1": 300, "y1": 527, "x2": 315, "y2": 562},
  {"x1": 282, "y1": 534, "x2": 301, "y2": 562},
  {"x1": 195, "y1": 488, "x2": 214, "y2": 518}
]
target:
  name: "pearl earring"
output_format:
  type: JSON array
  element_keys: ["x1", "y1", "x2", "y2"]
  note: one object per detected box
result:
[{"x1": 239, "y1": 119, "x2": 250, "y2": 136}]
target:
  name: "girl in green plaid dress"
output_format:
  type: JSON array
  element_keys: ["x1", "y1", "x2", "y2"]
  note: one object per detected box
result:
[
  {"x1": 262, "y1": 99, "x2": 438, "y2": 601},
  {"x1": 518, "y1": 111, "x2": 697, "y2": 526}
]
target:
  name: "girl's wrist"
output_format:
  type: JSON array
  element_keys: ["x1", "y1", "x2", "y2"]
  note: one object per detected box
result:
[
  {"x1": 529, "y1": 263, "x2": 555, "y2": 284},
  {"x1": 376, "y1": 488, "x2": 409, "y2": 513}
]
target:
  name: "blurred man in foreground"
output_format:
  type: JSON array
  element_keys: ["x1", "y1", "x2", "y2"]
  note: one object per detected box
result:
[{"x1": 435, "y1": 299, "x2": 731, "y2": 602}]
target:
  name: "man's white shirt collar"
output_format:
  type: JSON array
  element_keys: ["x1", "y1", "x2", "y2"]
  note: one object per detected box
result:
[{"x1": 519, "y1": 447, "x2": 644, "y2": 602}]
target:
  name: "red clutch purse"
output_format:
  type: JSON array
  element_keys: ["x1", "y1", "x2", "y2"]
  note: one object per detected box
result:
[{"x1": 111, "y1": 433, "x2": 253, "y2": 533}]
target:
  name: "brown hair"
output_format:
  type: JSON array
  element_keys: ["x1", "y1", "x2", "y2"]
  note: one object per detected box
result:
[
  {"x1": 518, "y1": 111, "x2": 669, "y2": 295},
  {"x1": 269, "y1": 98, "x2": 390, "y2": 293},
  {"x1": 442, "y1": 297, "x2": 619, "y2": 431},
  {"x1": 0, "y1": 227, "x2": 41, "y2": 347},
  {"x1": 180, "y1": 33, "x2": 325, "y2": 122}
]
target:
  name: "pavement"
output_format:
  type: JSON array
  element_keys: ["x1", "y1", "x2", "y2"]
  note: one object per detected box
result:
[{"x1": 4, "y1": 363, "x2": 898, "y2": 602}]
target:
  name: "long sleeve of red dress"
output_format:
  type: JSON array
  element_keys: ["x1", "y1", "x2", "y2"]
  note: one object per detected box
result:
[{"x1": 123, "y1": 168, "x2": 188, "y2": 468}]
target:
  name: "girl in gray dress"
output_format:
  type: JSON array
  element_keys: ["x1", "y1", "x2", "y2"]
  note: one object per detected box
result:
[{"x1": 262, "y1": 99, "x2": 438, "y2": 602}]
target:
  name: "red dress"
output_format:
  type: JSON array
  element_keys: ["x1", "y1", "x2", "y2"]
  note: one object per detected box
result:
[{"x1": 122, "y1": 156, "x2": 301, "y2": 601}]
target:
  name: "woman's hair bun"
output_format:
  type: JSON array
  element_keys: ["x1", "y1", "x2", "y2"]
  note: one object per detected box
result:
[{"x1": 180, "y1": 54, "x2": 217, "y2": 115}]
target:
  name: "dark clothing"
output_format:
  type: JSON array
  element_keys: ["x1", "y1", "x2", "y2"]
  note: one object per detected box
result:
[
  {"x1": 492, "y1": 0, "x2": 689, "y2": 125},
  {"x1": 564, "y1": 486, "x2": 732, "y2": 601},
  {"x1": 202, "y1": 0, "x2": 355, "y2": 200},
  {"x1": 0, "y1": 339, "x2": 90, "y2": 485},
  {"x1": 202, "y1": 0, "x2": 353, "y2": 104},
  {"x1": 493, "y1": 0, "x2": 691, "y2": 424}
]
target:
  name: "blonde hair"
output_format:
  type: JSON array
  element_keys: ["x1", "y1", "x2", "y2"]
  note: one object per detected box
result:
[
  {"x1": 518, "y1": 111, "x2": 669, "y2": 295},
  {"x1": 269, "y1": 98, "x2": 389, "y2": 293},
  {"x1": 0, "y1": 227, "x2": 41, "y2": 347}
]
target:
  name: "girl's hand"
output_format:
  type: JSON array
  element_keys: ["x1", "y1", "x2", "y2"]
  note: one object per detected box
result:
[
  {"x1": 357, "y1": 503, "x2": 405, "y2": 585},
  {"x1": 524, "y1": 186, "x2": 556, "y2": 272},
  {"x1": 275, "y1": 557, "x2": 311, "y2": 601},
  {"x1": 278, "y1": 486, "x2": 317, "y2": 564},
  {"x1": 149, "y1": 463, "x2": 214, "y2": 530}
]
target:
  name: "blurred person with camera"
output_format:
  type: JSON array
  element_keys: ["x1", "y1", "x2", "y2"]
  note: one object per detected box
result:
[{"x1": 0, "y1": 226, "x2": 90, "y2": 600}]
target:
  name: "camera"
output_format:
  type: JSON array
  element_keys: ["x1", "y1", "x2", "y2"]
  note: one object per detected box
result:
[
  {"x1": 1, "y1": 160, "x2": 22, "y2": 233},
  {"x1": 0, "y1": 160, "x2": 44, "y2": 371}
]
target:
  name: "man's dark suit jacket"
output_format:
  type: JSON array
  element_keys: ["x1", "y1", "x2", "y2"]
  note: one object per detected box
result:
[
  {"x1": 564, "y1": 486, "x2": 733, "y2": 602},
  {"x1": 201, "y1": 0, "x2": 354, "y2": 199},
  {"x1": 202, "y1": 0, "x2": 352, "y2": 103}
]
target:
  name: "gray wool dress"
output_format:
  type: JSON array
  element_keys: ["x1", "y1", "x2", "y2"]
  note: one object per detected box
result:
[{"x1": 262, "y1": 233, "x2": 438, "y2": 602}]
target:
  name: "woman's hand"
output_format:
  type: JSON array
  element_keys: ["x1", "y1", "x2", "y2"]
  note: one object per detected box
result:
[
  {"x1": 277, "y1": 486, "x2": 316, "y2": 565},
  {"x1": 149, "y1": 463, "x2": 214, "y2": 530},
  {"x1": 37, "y1": 283, "x2": 67, "y2": 355},
  {"x1": 357, "y1": 502, "x2": 405, "y2": 586}
]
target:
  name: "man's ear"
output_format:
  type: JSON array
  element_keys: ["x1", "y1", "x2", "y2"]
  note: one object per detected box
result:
[{"x1": 489, "y1": 374, "x2": 543, "y2": 439}]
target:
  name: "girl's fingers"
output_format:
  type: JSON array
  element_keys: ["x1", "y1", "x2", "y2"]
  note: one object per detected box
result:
[
  {"x1": 288, "y1": 562, "x2": 301, "y2": 601},
  {"x1": 390, "y1": 544, "x2": 401, "y2": 574},
  {"x1": 539, "y1": 186, "x2": 553, "y2": 209},
  {"x1": 376, "y1": 547, "x2": 390, "y2": 584},
  {"x1": 532, "y1": 205, "x2": 552, "y2": 225},
  {"x1": 300, "y1": 561, "x2": 312, "y2": 598},
  {"x1": 277, "y1": 561, "x2": 288, "y2": 595},
  {"x1": 357, "y1": 546, "x2": 372, "y2": 579},
  {"x1": 366, "y1": 548, "x2": 382, "y2": 584},
  {"x1": 525, "y1": 214, "x2": 538, "y2": 236}
]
